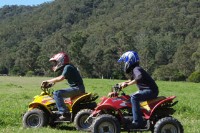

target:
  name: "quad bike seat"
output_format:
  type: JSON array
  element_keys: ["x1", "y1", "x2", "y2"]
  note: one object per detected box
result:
[
  {"x1": 140, "y1": 96, "x2": 166, "y2": 111},
  {"x1": 70, "y1": 93, "x2": 89, "y2": 100},
  {"x1": 64, "y1": 93, "x2": 92, "y2": 105}
]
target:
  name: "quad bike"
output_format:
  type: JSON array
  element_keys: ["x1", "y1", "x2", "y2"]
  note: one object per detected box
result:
[
  {"x1": 74, "y1": 84, "x2": 183, "y2": 133},
  {"x1": 22, "y1": 82, "x2": 98, "y2": 128}
]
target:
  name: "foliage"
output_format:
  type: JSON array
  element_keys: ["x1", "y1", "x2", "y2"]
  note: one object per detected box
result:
[
  {"x1": 26, "y1": 71, "x2": 34, "y2": 77},
  {"x1": 152, "y1": 64, "x2": 186, "y2": 81},
  {"x1": 188, "y1": 71, "x2": 200, "y2": 83},
  {"x1": 0, "y1": 65, "x2": 8, "y2": 74},
  {"x1": 0, "y1": 0, "x2": 200, "y2": 82}
]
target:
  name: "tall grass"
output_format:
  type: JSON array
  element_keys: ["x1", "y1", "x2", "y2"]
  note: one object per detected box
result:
[{"x1": 0, "y1": 76, "x2": 199, "y2": 133}]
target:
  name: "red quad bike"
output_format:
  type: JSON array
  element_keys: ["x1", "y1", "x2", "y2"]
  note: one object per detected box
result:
[{"x1": 75, "y1": 84, "x2": 183, "y2": 133}]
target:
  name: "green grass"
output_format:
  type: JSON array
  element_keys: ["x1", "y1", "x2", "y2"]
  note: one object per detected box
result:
[{"x1": 0, "y1": 76, "x2": 200, "y2": 133}]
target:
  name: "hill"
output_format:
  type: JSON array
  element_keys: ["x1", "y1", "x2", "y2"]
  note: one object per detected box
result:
[{"x1": 0, "y1": 0, "x2": 200, "y2": 80}]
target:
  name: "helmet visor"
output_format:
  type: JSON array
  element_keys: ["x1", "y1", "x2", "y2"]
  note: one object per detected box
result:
[
  {"x1": 118, "y1": 57, "x2": 124, "y2": 62},
  {"x1": 50, "y1": 60, "x2": 57, "y2": 67},
  {"x1": 50, "y1": 60, "x2": 58, "y2": 71},
  {"x1": 118, "y1": 53, "x2": 129, "y2": 63}
]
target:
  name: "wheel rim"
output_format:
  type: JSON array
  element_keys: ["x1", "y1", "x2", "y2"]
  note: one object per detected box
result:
[
  {"x1": 27, "y1": 114, "x2": 41, "y2": 127},
  {"x1": 98, "y1": 121, "x2": 116, "y2": 133},
  {"x1": 161, "y1": 124, "x2": 178, "y2": 133},
  {"x1": 79, "y1": 115, "x2": 91, "y2": 129}
]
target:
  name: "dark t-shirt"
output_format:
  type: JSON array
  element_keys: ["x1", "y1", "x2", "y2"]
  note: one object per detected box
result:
[
  {"x1": 132, "y1": 66, "x2": 158, "y2": 91},
  {"x1": 62, "y1": 64, "x2": 83, "y2": 87}
]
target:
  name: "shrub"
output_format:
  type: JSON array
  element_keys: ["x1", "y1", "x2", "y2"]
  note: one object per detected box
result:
[
  {"x1": 26, "y1": 71, "x2": 34, "y2": 77},
  {"x1": 188, "y1": 71, "x2": 200, "y2": 83},
  {"x1": 0, "y1": 66, "x2": 8, "y2": 74},
  {"x1": 153, "y1": 64, "x2": 186, "y2": 81}
]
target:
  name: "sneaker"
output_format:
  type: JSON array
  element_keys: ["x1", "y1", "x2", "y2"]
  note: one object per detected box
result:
[
  {"x1": 58, "y1": 115, "x2": 68, "y2": 121},
  {"x1": 132, "y1": 121, "x2": 146, "y2": 129},
  {"x1": 55, "y1": 112, "x2": 71, "y2": 122},
  {"x1": 52, "y1": 111, "x2": 63, "y2": 115},
  {"x1": 63, "y1": 112, "x2": 71, "y2": 119},
  {"x1": 131, "y1": 122, "x2": 140, "y2": 129}
]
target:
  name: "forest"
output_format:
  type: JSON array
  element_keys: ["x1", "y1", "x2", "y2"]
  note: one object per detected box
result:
[{"x1": 0, "y1": 0, "x2": 200, "y2": 82}]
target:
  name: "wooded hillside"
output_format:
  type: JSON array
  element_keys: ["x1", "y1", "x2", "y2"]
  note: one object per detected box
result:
[{"x1": 0, "y1": 0, "x2": 200, "y2": 81}]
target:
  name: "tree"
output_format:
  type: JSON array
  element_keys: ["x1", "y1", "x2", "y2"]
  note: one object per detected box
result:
[
  {"x1": 0, "y1": 65, "x2": 8, "y2": 75},
  {"x1": 188, "y1": 71, "x2": 200, "y2": 83},
  {"x1": 192, "y1": 43, "x2": 200, "y2": 72},
  {"x1": 173, "y1": 44, "x2": 195, "y2": 77},
  {"x1": 153, "y1": 64, "x2": 185, "y2": 81},
  {"x1": 14, "y1": 40, "x2": 40, "y2": 74},
  {"x1": 68, "y1": 32, "x2": 92, "y2": 77}
]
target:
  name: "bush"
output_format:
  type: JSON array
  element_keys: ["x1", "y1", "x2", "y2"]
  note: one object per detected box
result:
[
  {"x1": 26, "y1": 71, "x2": 34, "y2": 77},
  {"x1": 0, "y1": 66, "x2": 8, "y2": 74},
  {"x1": 10, "y1": 66, "x2": 25, "y2": 76},
  {"x1": 153, "y1": 64, "x2": 186, "y2": 81},
  {"x1": 188, "y1": 71, "x2": 200, "y2": 83}
]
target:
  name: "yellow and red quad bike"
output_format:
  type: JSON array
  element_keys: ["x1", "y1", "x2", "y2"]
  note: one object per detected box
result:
[
  {"x1": 22, "y1": 83, "x2": 98, "y2": 128},
  {"x1": 74, "y1": 84, "x2": 184, "y2": 133}
]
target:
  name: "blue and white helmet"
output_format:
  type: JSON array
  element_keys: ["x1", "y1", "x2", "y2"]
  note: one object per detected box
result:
[{"x1": 118, "y1": 51, "x2": 140, "y2": 73}]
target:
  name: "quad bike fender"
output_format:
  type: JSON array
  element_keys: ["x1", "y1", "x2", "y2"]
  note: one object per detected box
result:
[
  {"x1": 71, "y1": 93, "x2": 92, "y2": 105},
  {"x1": 71, "y1": 92, "x2": 98, "y2": 107},
  {"x1": 28, "y1": 103, "x2": 51, "y2": 114},
  {"x1": 149, "y1": 96, "x2": 176, "y2": 118},
  {"x1": 91, "y1": 104, "x2": 119, "y2": 116},
  {"x1": 28, "y1": 95, "x2": 55, "y2": 114}
]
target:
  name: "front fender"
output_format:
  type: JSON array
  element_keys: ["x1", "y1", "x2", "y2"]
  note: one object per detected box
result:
[
  {"x1": 28, "y1": 103, "x2": 52, "y2": 114},
  {"x1": 91, "y1": 104, "x2": 119, "y2": 116},
  {"x1": 28, "y1": 95, "x2": 55, "y2": 113},
  {"x1": 96, "y1": 104, "x2": 118, "y2": 111}
]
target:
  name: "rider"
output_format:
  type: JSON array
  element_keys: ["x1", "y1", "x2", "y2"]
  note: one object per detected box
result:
[
  {"x1": 118, "y1": 51, "x2": 159, "y2": 128},
  {"x1": 42, "y1": 52, "x2": 85, "y2": 121}
]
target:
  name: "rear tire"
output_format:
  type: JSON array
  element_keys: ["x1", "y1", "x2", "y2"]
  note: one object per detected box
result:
[
  {"x1": 154, "y1": 117, "x2": 184, "y2": 133},
  {"x1": 91, "y1": 114, "x2": 120, "y2": 133},
  {"x1": 74, "y1": 109, "x2": 93, "y2": 131},
  {"x1": 23, "y1": 109, "x2": 48, "y2": 128}
]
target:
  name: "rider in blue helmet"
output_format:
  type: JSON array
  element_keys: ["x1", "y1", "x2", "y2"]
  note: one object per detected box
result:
[
  {"x1": 118, "y1": 51, "x2": 140, "y2": 74},
  {"x1": 118, "y1": 51, "x2": 159, "y2": 129}
]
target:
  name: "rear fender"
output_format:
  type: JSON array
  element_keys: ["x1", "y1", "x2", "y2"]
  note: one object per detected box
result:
[
  {"x1": 149, "y1": 96, "x2": 176, "y2": 117},
  {"x1": 71, "y1": 93, "x2": 92, "y2": 105},
  {"x1": 71, "y1": 93, "x2": 97, "y2": 111}
]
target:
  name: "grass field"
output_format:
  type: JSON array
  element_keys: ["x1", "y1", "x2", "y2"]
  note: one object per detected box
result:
[{"x1": 0, "y1": 76, "x2": 200, "y2": 133}]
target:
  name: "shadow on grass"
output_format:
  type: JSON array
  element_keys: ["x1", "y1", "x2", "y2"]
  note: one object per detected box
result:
[
  {"x1": 0, "y1": 119, "x2": 6, "y2": 127},
  {"x1": 53, "y1": 124, "x2": 76, "y2": 131}
]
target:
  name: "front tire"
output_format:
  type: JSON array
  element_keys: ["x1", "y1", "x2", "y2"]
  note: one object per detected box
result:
[
  {"x1": 154, "y1": 117, "x2": 184, "y2": 133},
  {"x1": 74, "y1": 109, "x2": 93, "y2": 131},
  {"x1": 91, "y1": 114, "x2": 120, "y2": 133},
  {"x1": 23, "y1": 109, "x2": 48, "y2": 128}
]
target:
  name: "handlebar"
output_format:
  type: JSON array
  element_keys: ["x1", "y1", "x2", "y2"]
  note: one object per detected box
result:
[
  {"x1": 41, "y1": 81, "x2": 54, "y2": 94},
  {"x1": 108, "y1": 84, "x2": 125, "y2": 97},
  {"x1": 112, "y1": 84, "x2": 122, "y2": 92}
]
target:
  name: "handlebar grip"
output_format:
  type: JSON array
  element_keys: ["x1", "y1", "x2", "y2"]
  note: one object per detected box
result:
[
  {"x1": 124, "y1": 84, "x2": 128, "y2": 87},
  {"x1": 41, "y1": 81, "x2": 54, "y2": 89}
]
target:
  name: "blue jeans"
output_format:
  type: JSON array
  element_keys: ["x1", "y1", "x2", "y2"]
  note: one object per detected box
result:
[
  {"x1": 53, "y1": 85, "x2": 85, "y2": 114},
  {"x1": 130, "y1": 89, "x2": 158, "y2": 125}
]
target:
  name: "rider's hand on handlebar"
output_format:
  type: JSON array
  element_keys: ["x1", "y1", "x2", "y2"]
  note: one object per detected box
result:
[
  {"x1": 41, "y1": 81, "x2": 53, "y2": 89},
  {"x1": 108, "y1": 92, "x2": 118, "y2": 97},
  {"x1": 120, "y1": 82, "x2": 128, "y2": 89},
  {"x1": 41, "y1": 81, "x2": 48, "y2": 88}
]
